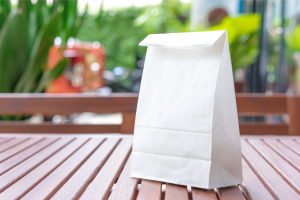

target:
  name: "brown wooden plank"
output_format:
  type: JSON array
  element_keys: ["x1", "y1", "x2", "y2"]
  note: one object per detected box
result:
[
  {"x1": 22, "y1": 138, "x2": 105, "y2": 200},
  {"x1": 192, "y1": 188, "x2": 217, "y2": 200},
  {"x1": 239, "y1": 123, "x2": 288, "y2": 135},
  {"x1": 0, "y1": 93, "x2": 287, "y2": 115},
  {"x1": 0, "y1": 123, "x2": 120, "y2": 133},
  {"x1": 0, "y1": 137, "x2": 74, "y2": 193},
  {"x1": 108, "y1": 155, "x2": 140, "y2": 200},
  {"x1": 0, "y1": 93, "x2": 138, "y2": 115},
  {"x1": 0, "y1": 137, "x2": 88, "y2": 200},
  {"x1": 80, "y1": 139, "x2": 132, "y2": 200},
  {"x1": 0, "y1": 137, "x2": 59, "y2": 175},
  {"x1": 236, "y1": 94, "x2": 287, "y2": 115},
  {"x1": 280, "y1": 139, "x2": 300, "y2": 156},
  {"x1": 219, "y1": 186, "x2": 246, "y2": 200},
  {"x1": 264, "y1": 139, "x2": 300, "y2": 172},
  {"x1": 0, "y1": 137, "x2": 29, "y2": 152},
  {"x1": 248, "y1": 139, "x2": 300, "y2": 194},
  {"x1": 0, "y1": 137, "x2": 44, "y2": 162},
  {"x1": 0, "y1": 137, "x2": 14, "y2": 145},
  {"x1": 120, "y1": 112, "x2": 136, "y2": 134},
  {"x1": 287, "y1": 97, "x2": 300, "y2": 135},
  {"x1": 241, "y1": 158, "x2": 274, "y2": 200},
  {"x1": 165, "y1": 184, "x2": 188, "y2": 200},
  {"x1": 241, "y1": 139, "x2": 300, "y2": 199},
  {"x1": 52, "y1": 138, "x2": 120, "y2": 200},
  {"x1": 136, "y1": 180, "x2": 162, "y2": 200}
]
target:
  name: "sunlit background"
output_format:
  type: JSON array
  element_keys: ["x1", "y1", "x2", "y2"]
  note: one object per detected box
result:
[{"x1": 0, "y1": 0, "x2": 300, "y2": 123}]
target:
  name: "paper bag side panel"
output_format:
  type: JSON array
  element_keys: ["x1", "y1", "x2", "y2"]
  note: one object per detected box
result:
[
  {"x1": 131, "y1": 151, "x2": 211, "y2": 188},
  {"x1": 209, "y1": 33, "x2": 243, "y2": 188}
]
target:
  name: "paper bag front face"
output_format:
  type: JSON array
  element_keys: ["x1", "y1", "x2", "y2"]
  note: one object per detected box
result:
[{"x1": 131, "y1": 31, "x2": 242, "y2": 189}]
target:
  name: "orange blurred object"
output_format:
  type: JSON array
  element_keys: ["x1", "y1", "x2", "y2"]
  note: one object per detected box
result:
[{"x1": 46, "y1": 41, "x2": 106, "y2": 93}]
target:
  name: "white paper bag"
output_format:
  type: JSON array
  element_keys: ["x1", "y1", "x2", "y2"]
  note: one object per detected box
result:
[{"x1": 131, "y1": 30, "x2": 243, "y2": 189}]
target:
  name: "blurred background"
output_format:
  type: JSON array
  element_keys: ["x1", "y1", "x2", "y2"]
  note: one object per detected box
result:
[{"x1": 0, "y1": 0, "x2": 300, "y2": 124}]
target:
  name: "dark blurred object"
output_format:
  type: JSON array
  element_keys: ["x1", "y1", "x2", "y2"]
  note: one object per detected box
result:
[
  {"x1": 130, "y1": 57, "x2": 145, "y2": 93},
  {"x1": 208, "y1": 8, "x2": 228, "y2": 26},
  {"x1": 234, "y1": 82, "x2": 244, "y2": 93},
  {"x1": 46, "y1": 40, "x2": 106, "y2": 93}
]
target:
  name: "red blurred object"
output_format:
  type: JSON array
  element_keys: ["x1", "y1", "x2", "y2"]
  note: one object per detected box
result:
[{"x1": 46, "y1": 41, "x2": 106, "y2": 93}]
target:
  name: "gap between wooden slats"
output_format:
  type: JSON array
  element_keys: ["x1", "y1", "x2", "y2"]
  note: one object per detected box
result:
[
  {"x1": 108, "y1": 155, "x2": 140, "y2": 200},
  {"x1": 248, "y1": 138, "x2": 300, "y2": 194},
  {"x1": 79, "y1": 139, "x2": 132, "y2": 200},
  {"x1": 240, "y1": 158, "x2": 274, "y2": 200},
  {"x1": 0, "y1": 137, "x2": 14, "y2": 145},
  {"x1": 241, "y1": 139, "x2": 300, "y2": 199},
  {"x1": 21, "y1": 138, "x2": 105, "y2": 200},
  {"x1": 0, "y1": 137, "x2": 78, "y2": 196},
  {"x1": 0, "y1": 137, "x2": 44, "y2": 163},
  {"x1": 264, "y1": 139, "x2": 300, "y2": 173},
  {"x1": 52, "y1": 138, "x2": 120, "y2": 200},
  {"x1": 0, "y1": 137, "x2": 59, "y2": 175},
  {"x1": 0, "y1": 137, "x2": 29, "y2": 153}
]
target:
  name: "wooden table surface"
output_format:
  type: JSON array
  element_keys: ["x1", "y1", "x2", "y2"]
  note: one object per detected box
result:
[{"x1": 0, "y1": 134, "x2": 299, "y2": 200}]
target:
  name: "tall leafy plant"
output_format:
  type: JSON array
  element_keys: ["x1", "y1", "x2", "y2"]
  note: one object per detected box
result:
[{"x1": 0, "y1": 0, "x2": 86, "y2": 94}]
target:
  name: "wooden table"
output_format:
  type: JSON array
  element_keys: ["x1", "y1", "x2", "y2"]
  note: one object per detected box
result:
[{"x1": 0, "y1": 134, "x2": 299, "y2": 200}]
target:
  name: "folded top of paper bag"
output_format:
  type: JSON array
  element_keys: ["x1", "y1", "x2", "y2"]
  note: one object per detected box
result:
[{"x1": 139, "y1": 30, "x2": 226, "y2": 48}]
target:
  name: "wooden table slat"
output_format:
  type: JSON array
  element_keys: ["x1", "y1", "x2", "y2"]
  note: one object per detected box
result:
[
  {"x1": 0, "y1": 137, "x2": 87, "y2": 199},
  {"x1": 0, "y1": 137, "x2": 14, "y2": 146},
  {"x1": 21, "y1": 138, "x2": 104, "y2": 200},
  {"x1": 248, "y1": 139, "x2": 300, "y2": 194},
  {"x1": 165, "y1": 184, "x2": 189, "y2": 200},
  {"x1": 52, "y1": 138, "x2": 120, "y2": 200},
  {"x1": 0, "y1": 137, "x2": 29, "y2": 153},
  {"x1": 192, "y1": 188, "x2": 218, "y2": 200},
  {"x1": 0, "y1": 137, "x2": 59, "y2": 175},
  {"x1": 0, "y1": 134, "x2": 299, "y2": 200},
  {"x1": 80, "y1": 139, "x2": 132, "y2": 200},
  {"x1": 280, "y1": 139, "x2": 300, "y2": 156},
  {"x1": 241, "y1": 158, "x2": 274, "y2": 200},
  {"x1": 241, "y1": 139, "x2": 300, "y2": 199},
  {"x1": 0, "y1": 137, "x2": 44, "y2": 162},
  {"x1": 219, "y1": 186, "x2": 246, "y2": 200},
  {"x1": 136, "y1": 180, "x2": 162, "y2": 200},
  {"x1": 0, "y1": 137, "x2": 72, "y2": 192},
  {"x1": 264, "y1": 139, "x2": 300, "y2": 172},
  {"x1": 108, "y1": 156, "x2": 140, "y2": 200}
]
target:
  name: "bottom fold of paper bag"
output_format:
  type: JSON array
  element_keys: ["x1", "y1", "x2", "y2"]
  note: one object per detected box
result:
[{"x1": 131, "y1": 151, "x2": 241, "y2": 189}]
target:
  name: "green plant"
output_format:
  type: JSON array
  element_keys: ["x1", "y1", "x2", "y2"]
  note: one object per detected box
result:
[
  {"x1": 77, "y1": 2, "x2": 259, "y2": 72},
  {"x1": 197, "y1": 14, "x2": 261, "y2": 71},
  {"x1": 0, "y1": 0, "x2": 86, "y2": 94},
  {"x1": 77, "y1": 0, "x2": 191, "y2": 71},
  {"x1": 286, "y1": 25, "x2": 300, "y2": 52}
]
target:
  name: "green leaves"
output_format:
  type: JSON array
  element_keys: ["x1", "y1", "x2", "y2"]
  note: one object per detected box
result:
[
  {"x1": 14, "y1": 9, "x2": 63, "y2": 93},
  {"x1": 0, "y1": 10, "x2": 29, "y2": 93},
  {"x1": 18, "y1": 0, "x2": 32, "y2": 23},
  {"x1": 0, "y1": 0, "x2": 11, "y2": 16},
  {"x1": 35, "y1": 58, "x2": 68, "y2": 93},
  {"x1": 286, "y1": 26, "x2": 300, "y2": 52},
  {"x1": 0, "y1": 0, "x2": 11, "y2": 29},
  {"x1": 63, "y1": 0, "x2": 77, "y2": 40},
  {"x1": 200, "y1": 14, "x2": 261, "y2": 70}
]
